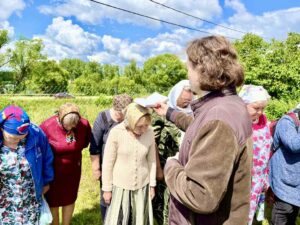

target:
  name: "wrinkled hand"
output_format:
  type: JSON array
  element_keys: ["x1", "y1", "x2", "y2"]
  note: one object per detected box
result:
[
  {"x1": 103, "y1": 191, "x2": 112, "y2": 204},
  {"x1": 167, "y1": 152, "x2": 179, "y2": 162},
  {"x1": 92, "y1": 169, "x2": 101, "y2": 180},
  {"x1": 150, "y1": 187, "x2": 155, "y2": 200},
  {"x1": 152, "y1": 102, "x2": 168, "y2": 117},
  {"x1": 42, "y1": 185, "x2": 50, "y2": 194}
]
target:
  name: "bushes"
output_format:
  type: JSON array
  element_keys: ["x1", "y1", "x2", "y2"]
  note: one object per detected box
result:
[
  {"x1": 265, "y1": 98, "x2": 300, "y2": 120},
  {"x1": 94, "y1": 94, "x2": 113, "y2": 108}
]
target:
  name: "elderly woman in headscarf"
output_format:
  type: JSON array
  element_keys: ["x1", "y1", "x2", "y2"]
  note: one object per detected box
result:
[
  {"x1": 239, "y1": 85, "x2": 272, "y2": 225},
  {"x1": 151, "y1": 80, "x2": 194, "y2": 225},
  {"x1": 0, "y1": 105, "x2": 54, "y2": 224},
  {"x1": 102, "y1": 103, "x2": 156, "y2": 225},
  {"x1": 168, "y1": 80, "x2": 194, "y2": 116},
  {"x1": 40, "y1": 103, "x2": 91, "y2": 225}
]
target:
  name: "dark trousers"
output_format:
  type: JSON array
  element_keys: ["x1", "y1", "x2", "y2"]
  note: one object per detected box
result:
[
  {"x1": 100, "y1": 204, "x2": 107, "y2": 221},
  {"x1": 100, "y1": 181, "x2": 108, "y2": 222},
  {"x1": 271, "y1": 196, "x2": 299, "y2": 225}
]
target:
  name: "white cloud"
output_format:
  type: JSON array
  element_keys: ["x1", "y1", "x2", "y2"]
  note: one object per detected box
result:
[
  {"x1": 211, "y1": 0, "x2": 300, "y2": 40},
  {"x1": 38, "y1": 0, "x2": 222, "y2": 28},
  {"x1": 0, "y1": 0, "x2": 26, "y2": 38},
  {"x1": 0, "y1": 0, "x2": 26, "y2": 21},
  {"x1": 224, "y1": 0, "x2": 246, "y2": 14},
  {"x1": 87, "y1": 28, "x2": 198, "y2": 65},
  {"x1": 35, "y1": 17, "x2": 101, "y2": 60},
  {"x1": 87, "y1": 52, "x2": 119, "y2": 64}
]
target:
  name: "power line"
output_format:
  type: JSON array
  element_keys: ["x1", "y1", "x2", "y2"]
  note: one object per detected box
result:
[
  {"x1": 149, "y1": 0, "x2": 247, "y2": 35},
  {"x1": 88, "y1": 0, "x2": 241, "y2": 40}
]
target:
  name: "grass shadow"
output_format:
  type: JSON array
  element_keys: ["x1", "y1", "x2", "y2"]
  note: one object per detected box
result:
[{"x1": 71, "y1": 203, "x2": 102, "y2": 225}]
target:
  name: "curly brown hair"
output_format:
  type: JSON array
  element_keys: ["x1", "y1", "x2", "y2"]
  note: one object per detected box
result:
[{"x1": 186, "y1": 35, "x2": 244, "y2": 91}]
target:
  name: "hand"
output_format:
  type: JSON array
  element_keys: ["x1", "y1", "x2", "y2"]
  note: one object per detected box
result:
[
  {"x1": 92, "y1": 169, "x2": 101, "y2": 180},
  {"x1": 265, "y1": 187, "x2": 275, "y2": 205},
  {"x1": 150, "y1": 187, "x2": 155, "y2": 200},
  {"x1": 42, "y1": 185, "x2": 50, "y2": 194},
  {"x1": 153, "y1": 102, "x2": 169, "y2": 117},
  {"x1": 103, "y1": 191, "x2": 112, "y2": 204},
  {"x1": 167, "y1": 152, "x2": 179, "y2": 162}
]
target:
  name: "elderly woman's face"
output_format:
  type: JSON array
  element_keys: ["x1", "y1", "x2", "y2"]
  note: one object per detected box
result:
[
  {"x1": 177, "y1": 89, "x2": 193, "y2": 108},
  {"x1": 246, "y1": 101, "x2": 267, "y2": 122},
  {"x1": 133, "y1": 117, "x2": 151, "y2": 136},
  {"x1": 2, "y1": 129, "x2": 27, "y2": 145}
]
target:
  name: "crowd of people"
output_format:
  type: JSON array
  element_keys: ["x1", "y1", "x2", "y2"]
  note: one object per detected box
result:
[{"x1": 0, "y1": 35, "x2": 299, "y2": 225}]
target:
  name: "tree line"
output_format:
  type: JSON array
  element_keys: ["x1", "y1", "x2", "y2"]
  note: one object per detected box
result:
[{"x1": 0, "y1": 29, "x2": 299, "y2": 100}]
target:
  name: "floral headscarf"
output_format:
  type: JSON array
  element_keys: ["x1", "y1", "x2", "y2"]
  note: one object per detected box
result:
[
  {"x1": 239, "y1": 85, "x2": 270, "y2": 104},
  {"x1": 0, "y1": 105, "x2": 30, "y2": 135}
]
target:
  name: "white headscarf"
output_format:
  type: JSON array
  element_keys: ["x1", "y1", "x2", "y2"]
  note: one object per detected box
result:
[
  {"x1": 239, "y1": 84, "x2": 271, "y2": 104},
  {"x1": 168, "y1": 80, "x2": 193, "y2": 115}
]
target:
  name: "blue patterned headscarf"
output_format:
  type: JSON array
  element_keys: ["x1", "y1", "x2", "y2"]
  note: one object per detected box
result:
[{"x1": 0, "y1": 105, "x2": 30, "y2": 135}]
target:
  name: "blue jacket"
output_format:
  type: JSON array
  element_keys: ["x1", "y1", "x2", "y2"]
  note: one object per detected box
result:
[
  {"x1": 270, "y1": 114, "x2": 300, "y2": 206},
  {"x1": 0, "y1": 124, "x2": 54, "y2": 202}
]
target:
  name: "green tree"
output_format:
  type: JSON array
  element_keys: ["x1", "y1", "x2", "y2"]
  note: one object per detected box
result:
[
  {"x1": 8, "y1": 38, "x2": 45, "y2": 91},
  {"x1": 25, "y1": 60, "x2": 68, "y2": 94},
  {"x1": 142, "y1": 54, "x2": 187, "y2": 93},
  {"x1": 0, "y1": 30, "x2": 9, "y2": 68},
  {"x1": 60, "y1": 58, "x2": 86, "y2": 80},
  {"x1": 0, "y1": 30, "x2": 9, "y2": 49},
  {"x1": 83, "y1": 61, "x2": 103, "y2": 78},
  {"x1": 123, "y1": 60, "x2": 145, "y2": 86},
  {"x1": 68, "y1": 73, "x2": 103, "y2": 95},
  {"x1": 101, "y1": 64, "x2": 120, "y2": 80},
  {"x1": 234, "y1": 33, "x2": 300, "y2": 100}
]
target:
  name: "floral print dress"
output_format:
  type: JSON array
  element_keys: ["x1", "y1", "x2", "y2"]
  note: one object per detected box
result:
[
  {"x1": 248, "y1": 114, "x2": 272, "y2": 225},
  {"x1": 0, "y1": 140, "x2": 40, "y2": 225}
]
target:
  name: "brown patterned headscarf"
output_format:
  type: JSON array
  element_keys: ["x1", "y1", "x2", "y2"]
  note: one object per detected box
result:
[
  {"x1": 58, "y1": 103, "x2": 81, "y2": 123},
  {"x1": 112, "y1": 94, "x2": 133, "y2": 111}
]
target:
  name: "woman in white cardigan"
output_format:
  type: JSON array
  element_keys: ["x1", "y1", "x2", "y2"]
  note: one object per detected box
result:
[{"x1": 102, "y1": 103, "x2": 156, "y2": 225}]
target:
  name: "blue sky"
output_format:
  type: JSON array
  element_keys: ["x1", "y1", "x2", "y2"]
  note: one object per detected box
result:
[{"x1": 1, "y1": 0, "x2": 299, "y2": 65}]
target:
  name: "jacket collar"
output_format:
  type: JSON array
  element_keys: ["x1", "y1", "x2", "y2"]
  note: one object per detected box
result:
[{"x1": 191, "y1": 86, "x2": 237, "y2": 117}]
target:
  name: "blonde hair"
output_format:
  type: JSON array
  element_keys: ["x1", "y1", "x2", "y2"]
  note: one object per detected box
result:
[
  {"x1": 63, "y1": 113, "x2": 80, "y2": 127},
  {"x1": 187, "y1": 35, "x2": 244, "y2": 91}
]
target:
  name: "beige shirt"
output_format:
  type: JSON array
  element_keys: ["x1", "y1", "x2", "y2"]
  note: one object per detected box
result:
[{"x1": 102, "y1": 122, "x2": 156, "y2": 192}]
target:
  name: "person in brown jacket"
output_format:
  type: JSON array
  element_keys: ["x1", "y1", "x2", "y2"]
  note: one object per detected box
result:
[{"x1": 154, "y1": 35, "x2": 253, "y2": 225}]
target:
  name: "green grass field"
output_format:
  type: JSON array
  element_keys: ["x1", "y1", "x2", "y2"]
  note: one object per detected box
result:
[{"x1": 1, "y1": 96, "x2": 300, "y2": 225}]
